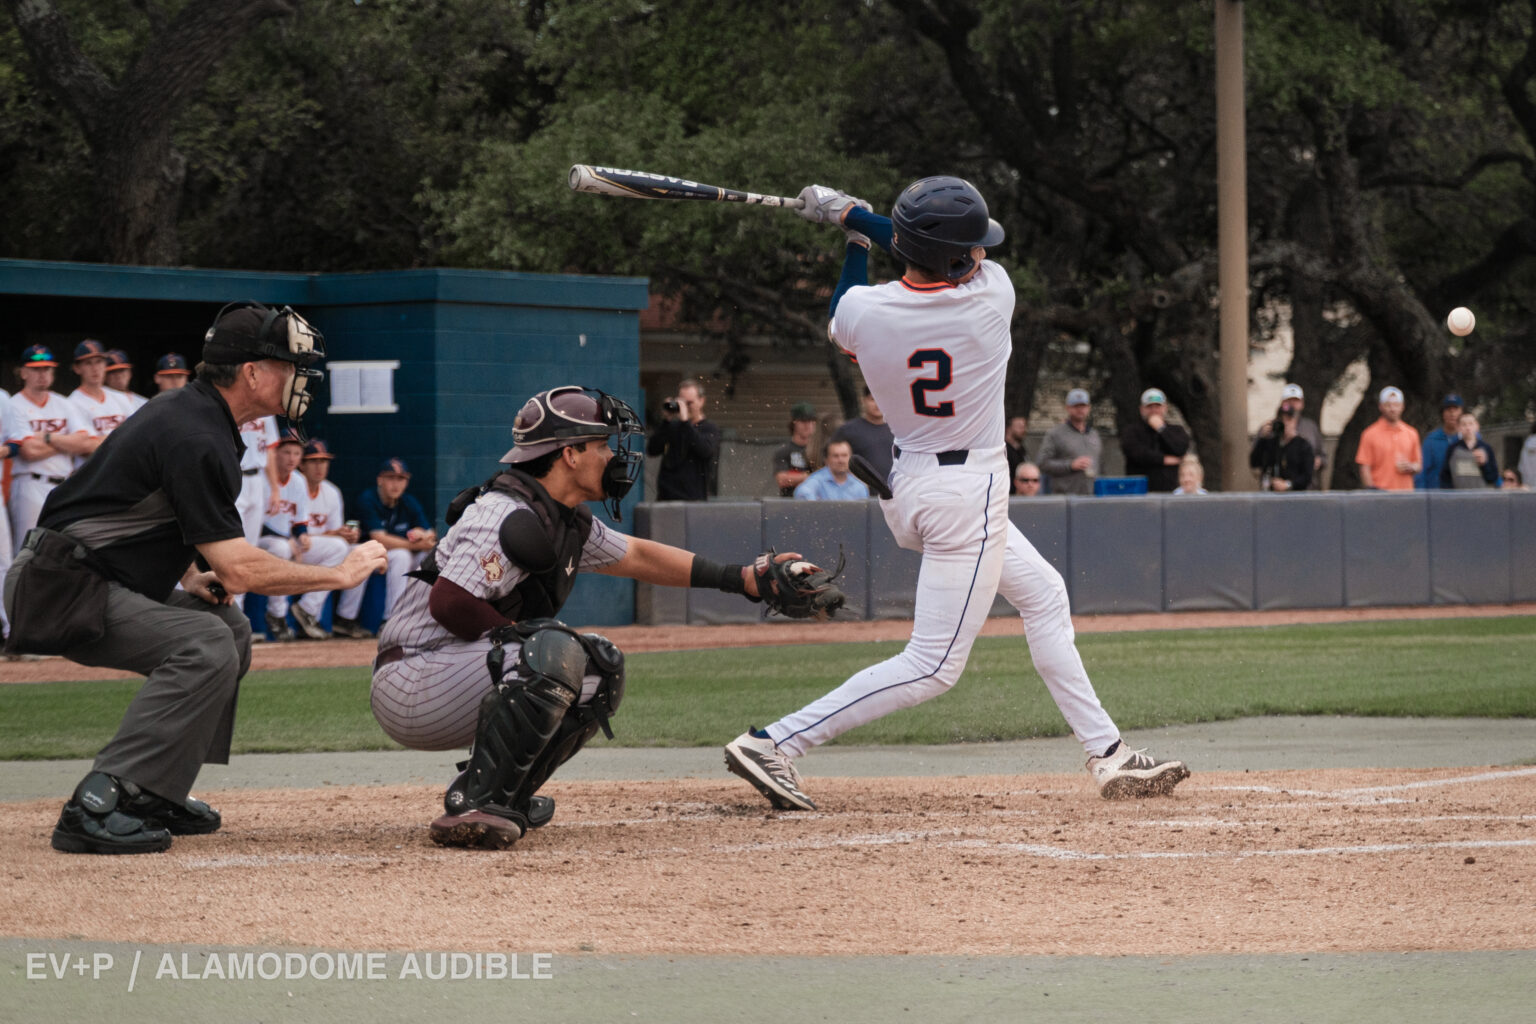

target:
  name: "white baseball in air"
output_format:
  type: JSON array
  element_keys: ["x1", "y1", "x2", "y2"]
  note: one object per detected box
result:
[
  {"x1": 787, "y1": 561, "x2": 815, "y2": 576},
  {"x1": 1446, "y1": 306, "x2": 1476, "y2": 336}
]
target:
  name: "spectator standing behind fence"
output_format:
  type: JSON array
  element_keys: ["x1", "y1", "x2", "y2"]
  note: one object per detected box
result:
[
  {"x1": 1249, "y1": 399, "x2": 1315, "y2": 492},
  {"x1": 1416, "y1": 393, "x2": 1465, "y2": 489},
  {"x1": 1441, "y1": 412, "x2": 1501, "y2": 489},
  {"x1": 1004, "y1": 414, "x2": 1029, "y2": 479},
  {"x1": 1172, "y1": 455, "x2": 1209, "y2": 494},
  {"x1": 1269, "y1": 383, "x2": 1326, "y2": 483},
  {"x1": 1037, "y1": 388, "x2": 1101, "y2": 495},
  {"x1": 1504, "y1": 469, "x2": 1528, "y2": 490},
  {"x1": 1012, "y1": 461, "x2": 1043, "y2": 496},
  {"x1": 830, "y1": 386, "x2": 895, "y2": 483},
  {"x1": 1120, "y1": 387, "x2": 1190, "y2": 492},
  {"x1": 772, "y1": 402, "x2": 819, "y2": 496},
  {"x1": 646, "y1": 378, "x2": 719, "y2": 501},
  {"x1": 1356, "y1": 386, "x2": 1420, "y2": 490},
  {"x1": 793, "y1": 439, "x2": 870, "y2": 500},
  {"x1": 1519, "y1": 422, "x2": 1536, "y2": 494}
]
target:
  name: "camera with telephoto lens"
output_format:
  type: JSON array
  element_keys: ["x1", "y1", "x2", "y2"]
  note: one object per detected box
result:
[{"x1": 663, "y1": 399, "x2": 680, "y2": 414}]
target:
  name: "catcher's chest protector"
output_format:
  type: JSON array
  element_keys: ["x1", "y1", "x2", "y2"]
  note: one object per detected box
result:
[{"x1": 484, "y1": 471, "x2": 594, "y2": 621}]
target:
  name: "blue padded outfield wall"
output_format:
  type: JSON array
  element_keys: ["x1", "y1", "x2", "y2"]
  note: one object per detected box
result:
[
  {"x1": 0, "y1": 259, "x2": 647, "y2": 626},
  {"x1": 633, "y1": 491, "x2": 1536, "y2": 624}
]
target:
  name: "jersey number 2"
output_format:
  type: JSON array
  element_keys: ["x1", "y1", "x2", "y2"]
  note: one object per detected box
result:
[{"x1": 908, "y1": 349, "x2": 954, "y2": 418}]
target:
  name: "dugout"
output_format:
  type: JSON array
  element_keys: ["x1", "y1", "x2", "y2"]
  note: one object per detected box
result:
[{"x1": 0, "y1": 258, "x2": 647, "y2": 626}]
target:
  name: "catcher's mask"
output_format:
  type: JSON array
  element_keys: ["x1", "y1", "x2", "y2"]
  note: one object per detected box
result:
[
  {"x1": 203, "y1": 301, "x2": 325, "y2": 436},
  {"x1": 501, "y1": 385, "x2": 642, "y2": 521}
]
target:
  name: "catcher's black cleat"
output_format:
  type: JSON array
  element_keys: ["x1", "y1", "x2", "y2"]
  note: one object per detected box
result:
[
  {"x1": 429, "y1": 807, "x2": 527, "y2": 850},
  {"x1": 51, "y1": 773, "x2": 172, "y2": 855},
  {"x1": 724, "y1": 731, "x2": 816, "y2": 811}
]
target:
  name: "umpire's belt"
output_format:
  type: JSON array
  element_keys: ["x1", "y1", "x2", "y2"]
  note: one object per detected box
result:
[
  {"x1": 374, "y1": 645, "x2": 405, "y2": 671},
  {"x1": 892, "y1": 446, "x2": 969, "y2": 466},
  {"x1": 26, "y1": 473, "x2": 67, "y2": 485}
]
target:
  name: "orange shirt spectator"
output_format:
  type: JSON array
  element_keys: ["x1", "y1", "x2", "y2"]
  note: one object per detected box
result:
[{"x1": 1356, "y1": 386, "x2": 1421, "y2": 490}]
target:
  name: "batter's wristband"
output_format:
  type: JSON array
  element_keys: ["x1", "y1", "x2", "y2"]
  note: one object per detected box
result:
[{"x1": 690, "y1": 556, "x2": 747, "y2": 595}]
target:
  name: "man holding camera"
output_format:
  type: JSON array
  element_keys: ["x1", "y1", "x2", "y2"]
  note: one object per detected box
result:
[
  {"x1": 645, "y1": 378, "x2": 720, "y2": 501},
  {"x1": 1249, "y1": 383, "x2": 1317, "y2": 492}
]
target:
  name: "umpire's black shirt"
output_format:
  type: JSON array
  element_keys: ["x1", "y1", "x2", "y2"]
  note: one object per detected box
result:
[{"x1": 39, "y1": 379, "x2": 246, "y2": 602}]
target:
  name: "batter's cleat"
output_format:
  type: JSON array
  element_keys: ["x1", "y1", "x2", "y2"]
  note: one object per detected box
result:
[
  {"x1": 1088, "y1": 742, "x2": 1190, "y2": 800},
  {"x1": 724, "y1": 731, "x2": 816, "y2": 811},
  {"x1": 525, "y1": 795, "x2": 556, "y2": 829},
  {"x1": 264, "y1": 611, "x2": 296, "y2": 643},
  {"x1": 124, "y1": 789, "x2": 222, "y2": 835},
  {"x1": 50, "y1": 773, "x2": 173, "y2": 855},
  {"x1": 429, "y1": 807, "x2": 527, "y2": 850},
  {"x1": 290, "y1": 604, "x2": 330, "y2": 641},
  {"x1": 330, "y1": 616, "x2": 374, "y2": 640}
]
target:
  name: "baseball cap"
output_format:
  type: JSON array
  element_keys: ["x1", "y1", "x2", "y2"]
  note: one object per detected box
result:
[
  {"x1": 1379, "y1": 386, "x2": 1404, "y2": 404},
  {"x1": 1065, "y1": 388, "x2": 1091, "y2": 406},
  {"x1": 21, "y1": 344, "x2": 57, "y2": 368},
  {"x1": 73, "y1": 339, "x2": 109, "y2": 362},
  {"x1": 1441, "y1": 393, "x2": 1464, "y2": 409},
  {"x1": 301, "y1": 438, "x2": 335, "y2": 460},
  {"x1": 272, "y1": 430, "x2": 304, "y2": 449},
  {"x1": 1140, "y1": 388, "x2": 1167, "y2": 406},
  {"x1": 790, "y1": 401, "x2": 817, "y2": 421},
  {"x1": 105, "y1": 349, "x2": 132, "y2": 371},
  {"x1": 155, "y1": 352, "x2": 190, "y2": 375},
  {"x1": 1280, "y1": 383, "x2": 1304, "y2": 401},
  {"x1": 378, "y1": 457, "x2": 411, "y2": 477}
]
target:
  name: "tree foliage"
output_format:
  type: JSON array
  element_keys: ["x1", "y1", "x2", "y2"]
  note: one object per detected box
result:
[{"x1": 4, "y1": 0, "x2": 1536, "y2": 469}]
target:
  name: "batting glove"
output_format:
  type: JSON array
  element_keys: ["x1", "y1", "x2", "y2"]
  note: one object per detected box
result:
[
  {"x1": 843, "y1": 227, "x2": 871, "y2": 250},
  {"x1": 796, "y1": 185, "x2": 872, "y2": 225}
]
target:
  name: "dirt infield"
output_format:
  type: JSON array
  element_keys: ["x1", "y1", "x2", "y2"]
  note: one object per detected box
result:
[{"x1": 3, "y1": 767, "x2": 1534, "y2": 955}]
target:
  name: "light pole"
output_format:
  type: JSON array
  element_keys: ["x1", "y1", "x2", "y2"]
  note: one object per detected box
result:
[{"x1": 1215, "y1": 0, "x2": 1250, "y2": 491}]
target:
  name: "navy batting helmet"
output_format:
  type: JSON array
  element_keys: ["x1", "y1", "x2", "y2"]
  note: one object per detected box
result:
[{"x1": 890, "y1": 176, "x2": 1005, "y2": 282}]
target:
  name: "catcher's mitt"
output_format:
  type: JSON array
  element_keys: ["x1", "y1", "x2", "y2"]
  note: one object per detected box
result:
[{"x1": 750, "y1": 550, "x2": 847, "y2": 621}]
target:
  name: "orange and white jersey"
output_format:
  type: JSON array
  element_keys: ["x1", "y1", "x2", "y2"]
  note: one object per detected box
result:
[
  {"x1": 262, "y1": 470, "x2": 310, "y2": 538},
  {"x1": 240, "y1": 416, "x2": 278, "y2": 472},
  {"x1": 306, "y1": 478, "x2": 346, "y2": 534},
  {"x1": 4, "y1": 390, "x2": 90, "y2": 480},
  {"x1": 829, "y1": 259, "x2": 1013, "y2": 454},
  {"x1": 67, "y1": 387, "x2": 133, "y2": 437}
]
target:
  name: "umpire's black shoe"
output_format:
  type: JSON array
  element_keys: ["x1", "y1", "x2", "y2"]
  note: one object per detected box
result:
[
  {"x1": 124, "y1": 789, "x2": 222, "y2": 835},
  {"x1": 525, "y1": 795, "x2": 555, "y2": 829},
  {"x1": 51, "y1": 773, "x2": 173, "y2": 855}
]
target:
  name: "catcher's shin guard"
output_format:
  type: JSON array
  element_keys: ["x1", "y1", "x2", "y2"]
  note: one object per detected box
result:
[
  {"x1": 442, "y1": 626, "x2": 590, "y2": 820},
  {"x1": 508, "y1": 632, "x2": 626, "y2": 808}
]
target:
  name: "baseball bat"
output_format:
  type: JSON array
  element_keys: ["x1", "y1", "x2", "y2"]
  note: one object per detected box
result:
[{"x1": 568, "y1": 164, "x2": 805, "y2": 209}]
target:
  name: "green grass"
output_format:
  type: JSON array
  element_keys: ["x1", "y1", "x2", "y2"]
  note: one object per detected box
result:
[{"x1": 1, "y1": 617, "x2": 1532, "y2": 759}]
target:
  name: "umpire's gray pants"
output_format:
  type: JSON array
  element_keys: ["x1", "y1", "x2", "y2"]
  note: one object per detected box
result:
[{"x1": 65, "y1": 583, "x2": 251, "y2": 802}]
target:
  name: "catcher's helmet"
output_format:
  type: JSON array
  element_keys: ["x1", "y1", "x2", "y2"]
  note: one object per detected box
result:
[
  {"x1": 890, "y1": 176, "x2": 1005, "y2": 282},
  {"x1": 501, "y1": 386, "x2": 643, "y2": 521}
]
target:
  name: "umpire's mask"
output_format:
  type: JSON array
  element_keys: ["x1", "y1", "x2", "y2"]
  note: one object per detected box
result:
[{"x1": 203, "y1": 301, "x2": 326, "y2": 435}]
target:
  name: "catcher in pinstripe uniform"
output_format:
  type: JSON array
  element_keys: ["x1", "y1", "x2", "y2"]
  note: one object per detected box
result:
[{"x1": 370, "y1": 386, "x2": 844, "y2": 849}]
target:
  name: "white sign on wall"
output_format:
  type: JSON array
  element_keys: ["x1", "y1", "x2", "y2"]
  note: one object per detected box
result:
[{"x1": 327, "y1": 360, "x2": 399, "y2": 414}]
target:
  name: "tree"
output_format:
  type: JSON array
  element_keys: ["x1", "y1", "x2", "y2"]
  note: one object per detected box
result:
[{"x1": 3, "y1": 0, "x2": 298, "y2": 265}]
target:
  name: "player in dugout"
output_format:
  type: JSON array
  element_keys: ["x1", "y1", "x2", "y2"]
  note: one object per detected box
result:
[{"x1": 721, "y1": 178, "x2": 1190, "y2": 812}]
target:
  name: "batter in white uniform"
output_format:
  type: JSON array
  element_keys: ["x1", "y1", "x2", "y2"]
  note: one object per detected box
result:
[
  {"x1": 5, "y1": 345, "x2": 98, "y2": 554},
  {"x1": 724, "y1": 177, "x2": 1189, "y2": 808}
]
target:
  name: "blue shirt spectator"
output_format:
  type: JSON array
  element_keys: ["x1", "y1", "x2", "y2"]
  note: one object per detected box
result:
[
  {"x1": 1416, "y1": 394, "x2": 1464, "y2": 489},
  {"x1": 793, "y1": 440, "x2": 870, "y2": 501}
]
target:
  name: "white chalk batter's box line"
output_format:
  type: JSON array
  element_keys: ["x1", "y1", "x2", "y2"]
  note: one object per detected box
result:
[{"x1": 1208, "y1": 765, "x2": 1536, "y2": 800}]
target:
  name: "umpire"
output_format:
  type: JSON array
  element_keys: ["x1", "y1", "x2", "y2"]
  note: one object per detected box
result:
[{"x1": 4, "y1": 302, "x2": 386, "y2": 855}]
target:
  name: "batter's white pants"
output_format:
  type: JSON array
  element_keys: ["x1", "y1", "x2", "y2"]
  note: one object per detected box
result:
[
  {"x1": 383, "y1": 548, "x2": 427, "y2": 620},
  {"x1": 372, "y1": 639, "x2": 606, "y2": 751},
  {"x1": 256, "y1": 535, "x2": 351, "y2": 619},
  {"x1": 767, "y1": 448, "x2": 1118, "y2": 759},
  {"x1": 9, "y1": 474, "x2": 59, "y2": 557}
]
